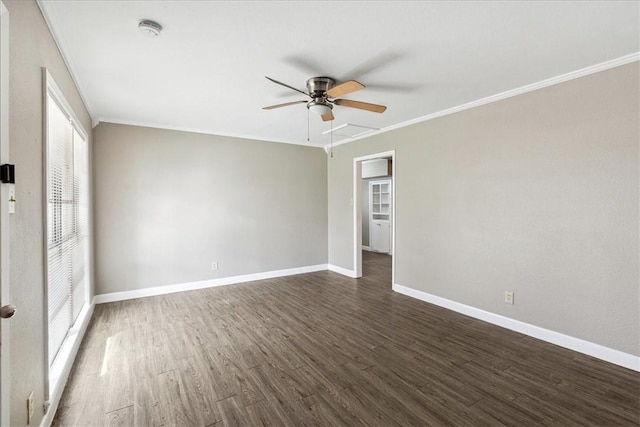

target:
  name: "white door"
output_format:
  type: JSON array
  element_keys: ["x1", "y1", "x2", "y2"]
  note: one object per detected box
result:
[{"x1": 0, "y1": 2, "x2": 12, "y2": 425}]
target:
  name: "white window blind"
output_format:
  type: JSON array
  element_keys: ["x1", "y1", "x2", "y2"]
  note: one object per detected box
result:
[{"x1": 46, "y1": 93, "x2": 89, "y2": 366}]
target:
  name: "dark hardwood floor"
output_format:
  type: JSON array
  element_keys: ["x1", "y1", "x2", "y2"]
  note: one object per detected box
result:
[{"x1": 53, "y1": 251, "x2": 639, "y2": 426}]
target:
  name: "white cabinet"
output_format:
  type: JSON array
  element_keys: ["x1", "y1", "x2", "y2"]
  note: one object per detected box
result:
[
  {"x1": 371, "y1": 220, "x2": 391, "y2": 253},
  {"x1": 369, "y1": 179, "x2": 391, "y2": 254}
]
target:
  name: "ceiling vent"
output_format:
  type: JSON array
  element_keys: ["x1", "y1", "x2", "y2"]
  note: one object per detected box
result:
[{"x1": 322, "y1": 124, "x2": 379, "y2": 139}]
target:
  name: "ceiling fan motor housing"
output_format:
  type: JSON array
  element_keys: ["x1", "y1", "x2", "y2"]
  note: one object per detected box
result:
[
  {"x1": 263, "y1": 75, "x2": 385, "y2": 117},
  {"x1": 306, "y1": 77, "x2": 335, "y2": 97}
]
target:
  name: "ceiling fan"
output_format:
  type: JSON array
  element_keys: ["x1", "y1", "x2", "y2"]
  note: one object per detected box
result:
[{"x1": 262, "y1": 76, "x2": 387, "y2": 122}]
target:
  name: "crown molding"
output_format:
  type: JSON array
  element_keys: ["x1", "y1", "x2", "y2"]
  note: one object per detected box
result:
[
  {"x1": 96, "y1": 117, "x2": 323, "y2": 148},
  {"x1": 31, "y1": 2, "x2": 638, "y2": 151},
  {"x1": 36, "y1": 0, "x2": 96, "y2": 122},
  {"x1": 327, "y1": 53, "x2": 640, "y2": 150}
]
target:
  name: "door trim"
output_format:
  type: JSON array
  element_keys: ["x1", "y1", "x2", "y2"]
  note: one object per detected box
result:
[
  {"x1": 352, "y1": 150, "x2": 395, "y2": 283},
  {"x1": 0, "y1": 1, "x2": 11, "y2": 425}
]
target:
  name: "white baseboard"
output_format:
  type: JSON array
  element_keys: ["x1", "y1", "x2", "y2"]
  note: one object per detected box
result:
[
  {"x1": 362, "y1": 246, "x2": 371, "y2": 251},
  {"x1": 94, "y1": 264, "x2": 328, "y2": 304},
  {"x1": 41, "y1": 302, "x2": 95, "y2": 427},
  {"x1": 392, "y1": 283, "x2": 640, "y2": 372},
  {"x1": 328, "y1": 264, "x2": 358, "y2": 278}
]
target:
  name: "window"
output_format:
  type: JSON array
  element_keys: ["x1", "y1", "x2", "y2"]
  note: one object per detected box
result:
[{"x1": 45, "y1": 72, "x2": 90, "y2": 366}]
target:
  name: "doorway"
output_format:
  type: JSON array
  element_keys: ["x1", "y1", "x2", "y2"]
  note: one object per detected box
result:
[{"x1": 353, "y1": 150, "x2": 395, "y2": 287}]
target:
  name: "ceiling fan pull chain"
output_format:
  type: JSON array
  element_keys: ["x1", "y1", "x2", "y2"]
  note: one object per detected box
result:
[
  {"x1": 307, "y1": 108, "x2": 310, "y2": 143},
  {"x1": 330, "y1": 119, "x2": 333, "y2": 158}
]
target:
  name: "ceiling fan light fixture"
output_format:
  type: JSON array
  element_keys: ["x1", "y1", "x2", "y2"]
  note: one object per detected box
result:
[
  {"x1": 307, "y1": 101, "x2": 332, "y2": 116},
  {"x1": 263, "y1": 75, "x2": 386, "y2": 122}
]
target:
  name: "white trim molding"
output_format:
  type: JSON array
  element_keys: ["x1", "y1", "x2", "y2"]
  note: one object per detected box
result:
[
  {"x1": 95, "y1": 264, "x2": 328, "y2": 304},
  {"x1": 327, "y1": 264, "x2": 358, "y2": 279},
  {"x1": 393, "y1": 284, "x2": 640, "y2": 372},
  {"x1": 0, "y1": 3, "x2": 10, "y2": 425},
  {"x1": 96, "y1": 118, "x2": 311, "y2": 147},
  {"x1": 353, "y1": 150, "x2": 396, "y2": 283},
  {"x1": 42, "y1": 68, "x2": 92, "y2": 417},
  {"x1": 40, "y1": 302, "x2": 94, "y2": 427},
  {"x1": 36, "y1": 1, "x2": 95, "y2": 123},
  {"x1": 328, "y1": 53, "x2": 640, "y2": 150}
]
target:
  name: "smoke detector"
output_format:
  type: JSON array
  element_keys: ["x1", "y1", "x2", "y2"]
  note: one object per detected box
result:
[{"x1": 138, "y1": 20, "x2": 162, "y2": 37}]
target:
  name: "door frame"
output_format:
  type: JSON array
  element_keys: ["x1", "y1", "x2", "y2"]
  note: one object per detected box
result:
[
  {"x1": 0, "y1": 1, "x2": 10, "y2": 425},
  {"x1": 352, "y1": 150, "x2": 395, "y2": 283}
]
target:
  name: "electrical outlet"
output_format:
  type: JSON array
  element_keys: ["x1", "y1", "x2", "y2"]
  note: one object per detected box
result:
[
  {"x1": 504, "y1": 291, "x2": 514, "y2": 305},
  {"x1": 27, "y1": 391, "x2": 34, "y2": 425},
  {"x1": 211, "y1": 262, "x2": 218, "y2": 271}
]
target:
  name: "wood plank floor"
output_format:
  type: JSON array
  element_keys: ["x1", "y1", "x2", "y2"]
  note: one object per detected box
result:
[{"x1": 53, "y1": 251, "x2": 639, "y2": 426}]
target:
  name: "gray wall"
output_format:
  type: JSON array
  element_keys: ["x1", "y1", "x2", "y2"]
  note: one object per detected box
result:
[
  {"x1": 3, "y1": 6, "x2": 637, "y2": 427},
  {"x1": 93, "y1": 123, "x2": 328, "y2": 295},
  {"x1": 5, "y1": 1, "x2": 93, "y2": 425},
  {"x1": 328, "y1": 63, "x2": 639, "y2": 356}
]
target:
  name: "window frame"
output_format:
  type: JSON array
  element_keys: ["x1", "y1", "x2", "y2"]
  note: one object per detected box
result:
[{"x1": 42, "y1": 68, "x2": 91, "y2": 408}]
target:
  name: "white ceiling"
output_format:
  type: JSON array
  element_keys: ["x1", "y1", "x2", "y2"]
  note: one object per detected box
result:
[{"x1": 39, "y1": 1, "x2": 639, "y2": 147}]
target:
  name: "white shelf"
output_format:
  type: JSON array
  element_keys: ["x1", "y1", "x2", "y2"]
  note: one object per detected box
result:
[{"x1": 369, "y1": 179, "x2": 392, "y2": 253}]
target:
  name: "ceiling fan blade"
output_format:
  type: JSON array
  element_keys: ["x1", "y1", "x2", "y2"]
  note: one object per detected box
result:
[
  {"x1": 326, "y1": 80, "x2": 365, "y2": 98},
  {"x1": 321, "y1": 110, "x2": 334, "y2": 122},
  {"x1": 265, "y1": 76, "x2": 309, "y2": 96},
  {"x1": 334, "y1": 99, "x2": 386, "y2": 113},
  {"x1": 262, "y1": 100, "x2": 307, "y2": 110}
]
